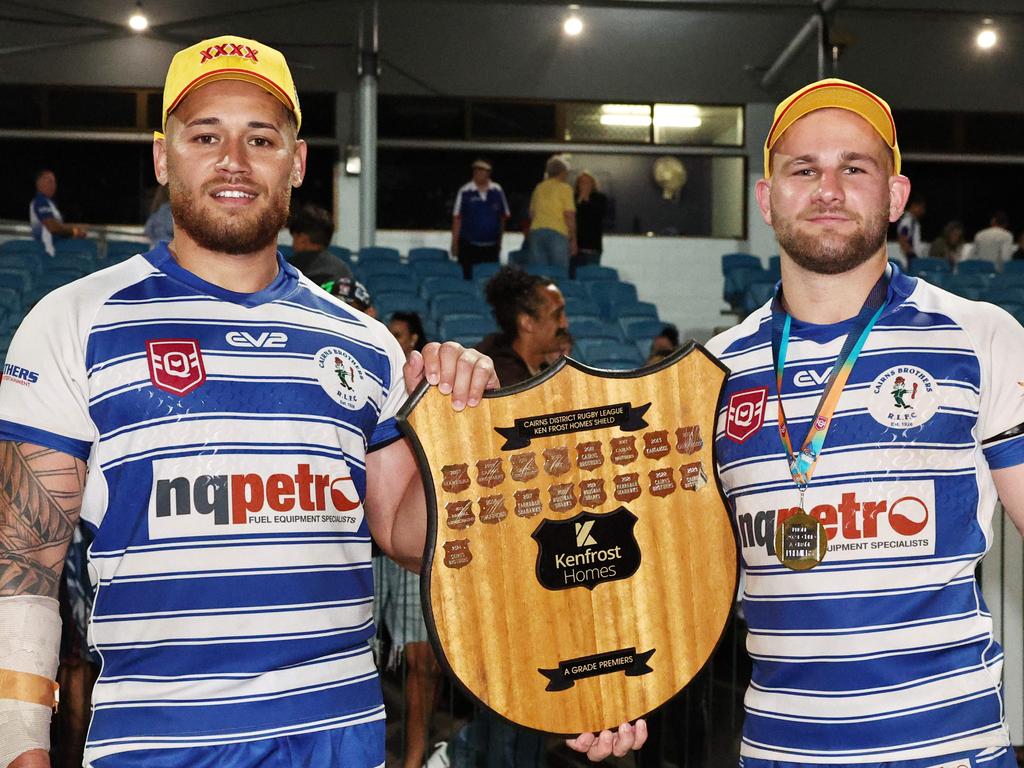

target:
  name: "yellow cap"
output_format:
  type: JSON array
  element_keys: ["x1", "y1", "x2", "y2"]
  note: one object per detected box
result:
[
  {"x1": 161, "y1": 35, "x2": 301, "y2": 132},
  {"x1": 763, "y1": 78, "x2": 899, "y2": 178}
]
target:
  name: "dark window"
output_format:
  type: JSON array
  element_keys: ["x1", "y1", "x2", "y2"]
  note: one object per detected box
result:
[
  {"x1": 48, "y1": 88, "x2": 137, "y2": 129},
  {"x1": 0, "y1": 86, "x2": 45, "y2": 129},
  {"x1": 299, "y1": 92, "x2": 336, "y2": 138},
  {"x1": 146, "y1": 91, "x2": 163, "y2": 131},
  {"x1": 963, "y1": 113, "x2": 1024, "y2": 155},
  {"x1": 470, "y1": 101, "x2": 556, "y2": 140},
  {"x1": 380, "y1": 96, "x2": 465, "y2": 139},
  {"x1": 895, "y1": 111, "x2": 961, "y2": 153}
]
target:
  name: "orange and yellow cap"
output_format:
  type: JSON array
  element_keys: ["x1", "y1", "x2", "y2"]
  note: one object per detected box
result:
[
  {"x1": 763, "y1": 78, "x2": 899, "y2": 178},
  {"x1": 160, "y1": 35, "x2": 301, "y2": 133}
]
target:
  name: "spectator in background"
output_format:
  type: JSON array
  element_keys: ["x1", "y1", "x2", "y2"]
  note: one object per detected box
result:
[
  {"x1": 379, "y1": 308, "x2": 441, "y2": 768},
  {"x1": 973, "y1": 210, "x2": 1014, "y2": 270},
  {"x1": 30, "y1": 169, "x2": 88, "y2": 256},
  {"x1": 896, "y1": 193, "x2": 925, "y2": 268},
  {"x1": 452, "y1": 159, "x2": 510, "y2": 279},
  {"x1": 389, "y1": 311, "x2": 428, "y2": 356},
  {"x1": 329, "y1": 275, "x2": 376, "y2": 318},
  {"x1": 572, "y1": 170, "x2": 607, "y2": 277},
  {"x1": 287, "y1": 203, "x2": 353, "y2": 288},
  {"x1": 645, "y1": 323, "x2": 680, "y2": 365},
  {"x1": 527, "y1": 155, "x2": 576, "y2": 269},
  {"x1": 928, "y1": 220, "x2": 965, "y2": 268},
  {"x1": 144, "y1": 185, "x2": 174, "y2": 247}
]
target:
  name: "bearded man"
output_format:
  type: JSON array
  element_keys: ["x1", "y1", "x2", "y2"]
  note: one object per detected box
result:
[{"x1": 0, "y1": 36, "x2": 495, "y2": 768}]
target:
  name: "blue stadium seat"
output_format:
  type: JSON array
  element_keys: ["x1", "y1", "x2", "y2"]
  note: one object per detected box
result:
[
  {"x1": 472, "y1": 262, "x2": 502, "y2": 281},
  {"x1": 54, "y1": 239, "x2": 98, "y2": 259},
  {"x1": 564, "y1": 296, "x2": 601, "y2": 318},
  {"x1": 944, "y1": 273, "x2": 990, "y2": 300},
  {"x1": 431, "y1": 293, "x2": 488, "y2": 318},
  {"x1": 576, "y1": 339, "x2": 641, "y2": 367},
  {"x1": 724, "y1": 265, "x2": 769, "y2": 307},
  {"x1": 525, "y1": 263, "x2": 569, "y2": 280},
  {"x1": 576, "y1": 265, "x2": 618, "y2": 283},
  {"x1": 420, "y1": 277, "x2": 477, "y2": 299},
  {"x1": 767, "y1": 255, "x2": 781, "y2": 280},
  {"x1": 587, "y1": 281, "x2": 639, "y2": 318},
  {"x1": 721, "y1": 253, "x2": 761, "y2": 275},
  {"x1": 413, "y1": 261, "x2": 463, "y2": 280},
  {"x1": 614, "y1": 300, "x2": 658, "y2": 319},
  {"x1": 451, "y1": 333, "x2": 489, "y2": 349},
  {"x1": 50, "y1": 253, "x2": 94, "y2": 276},
  {"x1": 0, "y1": 239, "x2": 44, "y2": 258},
  {"x1": 570, "y1": 318, "x2": 621, "y2": 342},
  {"x1": 999, "y1": 302, "x2": 1024, "y2": 317},
  {"x1": 408, "y1": 247, "x2": 449, "y2": 263},
  {"x1": 957, "y1": 259, "x2": 996, "y2": 276},
  {"x1": 358, "y1": 246, "x2": 401, "y2": 262},
  {"x1": 553, "y1": 280, "x2": 587, "y2": 300},
  {"x1": 358, "y1": 261, "x2": 412, "y2": 281},
  {"x1": 0, "y1": 270, "x2": 32, "y2": 295},
  {"x1": 1013, "y1": 307, "x2": 1024, "y2": 327},
  {"x1": 106, "y1": 240, "x2": 149, "y2": 262},
  {"x1": 0, "y1": 253, "x2": 41, "y2": 277},
  {"x1": 375, "y1": 290, "x2": 427, "y2": 317},
  {"x1": 907, "y1": 257, "x2": 950, "y2": 278},
  {"x1": 0, "y1": 288, "x2": 21, "y2": 316},
  {"x1": 439, "y1": 315, "x2": 497, "y2": 339},
  {"x1": 743, "y1": 280, "x2": 776, "y2": 314},
  {"x1": 618, "y1": 317, "x2": 665, "y2": 341},
  {"x1": 981, "y1": 285, "x2": 1024, "y2": 307},
  {"x1": 366, "y1": 275, "x2": 419, "y2": 297},
  {"x1": 507, "y1": 249, "x2": 527, "y2": 266},
  {"x1": 1004, "y1": 261, "x2": 1024, "y2": 277}
]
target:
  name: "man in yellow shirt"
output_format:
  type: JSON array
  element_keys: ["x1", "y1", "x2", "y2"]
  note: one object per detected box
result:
[{"x1": 527, "y1": 155, "x2": 577, "y2": 268}]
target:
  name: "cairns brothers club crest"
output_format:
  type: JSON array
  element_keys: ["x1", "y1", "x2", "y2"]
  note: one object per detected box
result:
[{"x1": 398, "y1": 344, "x2": 736, "y2": 735}]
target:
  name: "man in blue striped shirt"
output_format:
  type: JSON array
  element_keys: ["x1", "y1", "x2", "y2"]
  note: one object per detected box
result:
[{"x1": 0, "y1": 35, "x2": 496, "y2": 768}]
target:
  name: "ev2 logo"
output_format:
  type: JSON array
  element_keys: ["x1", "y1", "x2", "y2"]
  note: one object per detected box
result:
[
  {"x1": 225, "y1": 331, "x2": 288, "y2": 349},
  {"x1": 794, "y1": 368, "x2": 830, "y2": 388}
]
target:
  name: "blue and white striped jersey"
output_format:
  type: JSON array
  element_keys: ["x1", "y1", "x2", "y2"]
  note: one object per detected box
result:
[
  {"x1": 0, "y1": 244, "x2": 408, "y2": 762},
  {"x1": 706, "y1": 265, "x2": 1024, "y2": 766}
]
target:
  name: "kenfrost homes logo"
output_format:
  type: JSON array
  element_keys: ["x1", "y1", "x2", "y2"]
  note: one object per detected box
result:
[
  {"x1": 533, "y1": 508, "x2": 641, "y2": 591},
  {"x1": 225, "y1": 331, "x2": 288, "y2": 348},
  {"x1": 148, "y1": 454, "x2": 363, "y2": 539},
  {"x1": 735, "y1": 480, "x2": 935, "y2": 565},
  {"x1": 575, "y1": 520, "x2": 597, "y2": 548}
]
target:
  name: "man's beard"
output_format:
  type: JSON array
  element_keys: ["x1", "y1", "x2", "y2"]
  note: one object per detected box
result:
[
  {"x1": 169, "y1": 177, "x2": 290, "y2": 255},
  {"x1": 773, "y1": 205, "x2": 890, "y2": 276}
]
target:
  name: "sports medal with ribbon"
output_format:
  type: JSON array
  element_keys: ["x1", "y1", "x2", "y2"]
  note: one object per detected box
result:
[{"x1": 770, "y1": 270, "x2": 889, "y2": 570}]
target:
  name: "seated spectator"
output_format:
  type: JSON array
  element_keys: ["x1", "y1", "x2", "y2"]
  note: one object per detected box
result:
[
  {"x1": 646, "y1": 323, "x2": 680, "y2": 365},
  {"x1": 973, "y1": 210, "x2": 1014, "y2": 270},
  {"x1": 30, "y1": 169, "x2": 88, "y2": 256},
  {"x1": 928, "y1": 220, "x2": 965, "y2": 267},
  {"x1": 287, "y1": 203, "x2": 353, "y2": 288},
  {"x1": 389, "y1": 311, "x2": 428, "y2": 356}
]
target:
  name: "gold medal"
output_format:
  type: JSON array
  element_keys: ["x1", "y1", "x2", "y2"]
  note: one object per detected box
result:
[{"x1": 774, "y1": 511, "x2": 827, "y2": 571}]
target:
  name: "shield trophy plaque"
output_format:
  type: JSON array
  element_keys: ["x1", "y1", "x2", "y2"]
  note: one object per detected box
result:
[{"x1": 397, "y1": 343, "x2": 736, "y2": 735}]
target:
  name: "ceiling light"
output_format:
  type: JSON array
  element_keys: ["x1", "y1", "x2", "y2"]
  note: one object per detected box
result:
[
  {"x1": 976, "y1": 19, "x2": 997, "y2": 49},
  {"x1": 600, "y1": 114, "x2": 652, "y2": 127},
  {"x1": 654, "y1": 105, "x2": 702, "y2": 129},
  {"x1": 563, "y1": 5, "x2": 583, "y2": 37},
  {"x1": 128, "y1": 2, "x2": 148, "y2": 31}
]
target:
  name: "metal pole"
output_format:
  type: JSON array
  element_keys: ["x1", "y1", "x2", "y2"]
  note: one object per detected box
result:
[
  {"x1": 357, "y1": 1, "x2": 380, "y2": 250},
  {"x1": 760, "y1": 0, "x2": 841, "y2": 88}
]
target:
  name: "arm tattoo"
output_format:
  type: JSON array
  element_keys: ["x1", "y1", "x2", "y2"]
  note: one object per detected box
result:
[{"x1": 0, "y1": 442, "x2": 86, "y2": 598}]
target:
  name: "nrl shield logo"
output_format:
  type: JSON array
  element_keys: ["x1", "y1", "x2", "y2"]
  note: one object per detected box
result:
[
  {"x1": 510, "y1": 452, "x2": 539, "y2": 482},
  {"x1": 398, "y1": 344, "x2": 735, "y2": 735},
  {"x1": 532, "y1": 508, "x2": 641, "y2": 592},
  {"x1": 146, "y1": 338, "x2": 206, "y2": 396},
  {"x1": 726, "y1": 386, "x2": 768, "y2": 443}
]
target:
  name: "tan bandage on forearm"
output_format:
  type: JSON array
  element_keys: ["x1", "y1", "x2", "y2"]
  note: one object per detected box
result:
[{"x1": 0, "y1": 596, "x2": 61, "y2": 768}]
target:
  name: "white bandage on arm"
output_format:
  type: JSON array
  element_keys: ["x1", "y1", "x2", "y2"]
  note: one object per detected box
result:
[{"x1": 0, "y1": 595, "x2": 62, "y2": 768}]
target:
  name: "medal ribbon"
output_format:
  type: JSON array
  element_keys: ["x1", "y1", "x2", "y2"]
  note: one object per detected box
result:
[{"x1": 771, "y1": 271, "x2": 889, "y2": 490}]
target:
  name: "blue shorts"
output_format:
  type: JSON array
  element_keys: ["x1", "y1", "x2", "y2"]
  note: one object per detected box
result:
[
  {"x1": 88, "y1": 721, "x2": 385, "y2": 768},
  {"x1": 739, "y1": 744, "x2": 1016, "y2": 768}
]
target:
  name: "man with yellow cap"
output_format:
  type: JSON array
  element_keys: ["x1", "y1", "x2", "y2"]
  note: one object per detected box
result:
[
  {"x1": 700, "y1": 79, "x2": 1024, "y2": 767},
  {"x1": 0, "y1": 36, "x2": 496, "y2": 767}
]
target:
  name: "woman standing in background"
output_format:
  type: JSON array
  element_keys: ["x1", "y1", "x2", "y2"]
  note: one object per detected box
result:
[{"x1": 573, "y1": 170, "x2": 607, "y2": 277}]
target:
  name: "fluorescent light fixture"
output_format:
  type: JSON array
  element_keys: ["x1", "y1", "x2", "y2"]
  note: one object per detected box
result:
[
  {"x1": 654, "y1": 105, "x2": 702, "y2": 129},
  {"x1": 976, "y1": 26, "x2": 997, "y2": 49},
  {"x1": 600, "y1": 114, "x2": 652, "y2": 127},
  {"x1": 128, "y1": 2, "x2": 148, "y2": 31}
]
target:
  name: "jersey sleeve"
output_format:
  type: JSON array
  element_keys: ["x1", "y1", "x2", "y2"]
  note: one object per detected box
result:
[
  {"x1": 367, "y1": 330, "x2": 411, "y2": 452},
  {"x1": 0, "y1": 289, "x2": 94, "y2": 460},
  {"x1": 452, "y1": 188, "x2": 464, "y2": 218},
  {"x1": 31, "y1": 194, "x2": 56, "y2": 222},
  {"x1": 496, "y1": 185, "x2": 510, "y2": 216},
  {"x1": 977, "y1": 305, "x2": 1024, "y2": 469}
]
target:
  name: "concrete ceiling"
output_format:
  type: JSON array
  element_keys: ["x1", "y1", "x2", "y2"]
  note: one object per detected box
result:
[{"x1": 0, "y1": 0, "x2": 1020, "y2": 111}]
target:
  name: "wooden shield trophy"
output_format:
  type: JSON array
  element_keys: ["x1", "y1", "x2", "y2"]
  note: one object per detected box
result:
[{"x1": 397, "y1": 343, "x2": 736, "y2": 735}]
